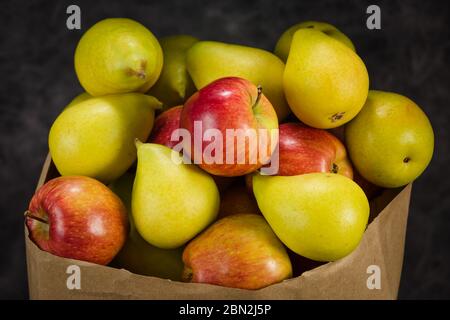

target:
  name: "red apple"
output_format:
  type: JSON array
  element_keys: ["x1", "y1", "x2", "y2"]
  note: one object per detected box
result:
[
  {"x1": 182, "y1": 214, "x2": 292, "y2": 289},
  {"x1": 180, "y1": 77, "x2": 279, "y2": 177},
  {"x1": 148, "y1": 107, "x2": 236, "y2": 191},
  {"x1": 277, "y1": 123, "x2": 353, "y2": 178},
  {"x1": 26, "y1": 176, "x2": 128, "y2": 265},
  {"x1": 148, "y1": 106, "x2": 183, "y2": 148},
  {"x1": 244, "y1": 123, "x2": 353, "y2": 193}
]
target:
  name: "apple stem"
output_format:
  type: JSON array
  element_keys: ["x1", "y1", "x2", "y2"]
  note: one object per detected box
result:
[
  {"x1": 253, "y1": 85, "x2": 263, "y2": 109},
  {"x1": 24, "y1": 210, "x2": 48, "y2": 224}
]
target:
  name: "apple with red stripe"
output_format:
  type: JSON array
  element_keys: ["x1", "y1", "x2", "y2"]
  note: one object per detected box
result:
[
  {"x1": 245, "y1": 123, "x2": 353, "y2": 193},
  {"x1": 180, "y1": 77, "x2": 279, "y2": 177},
  {"x1": 277, "y1": 123, "x2": 353, "y2": 178},
  {"x1": 26, "y1": 176, "x2": 128, "y2": 265},
  {"x1": 148, "y1": 105, "x2": 236, "y2": 191}
]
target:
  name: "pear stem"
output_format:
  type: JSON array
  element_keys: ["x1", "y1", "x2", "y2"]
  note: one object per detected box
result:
[
  {"x1": 252, "y1": 85, "x2": 263, "y2": 109},
  {"x1": 126, "y1": 60, "x2": 147, "y2": 80},
  {"x1": 136, "y1": 70, "x2": 146, "y2": 80},
  {"x1": 24, "y1": 210, "x2": 48, "y2": 224}
]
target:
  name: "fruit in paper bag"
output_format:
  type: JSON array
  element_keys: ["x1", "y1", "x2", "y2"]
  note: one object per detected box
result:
[
  {"x1": 345, "y1": 90, "x2": 434, "y2": 188},
  {"x1": 26, "y1": 176, "x2": 128, "y2": 265},
  {"x1": 180, "y1": 77, "x2": 278, "y2": 177},
  {"x1": 49, "y1": 93, "x2": 160, "y2": 183},
  {"x1": 277, "y1": 123, "x2": 353, "y2": 177},
  {"x1": 283, "y1": 29, "x2": 369, "y2": 128},
  {"x1": 75, "y1": 18, "x2": 163, "y2": 96},
  {"x1": 253, "y1": 173, "x2": 369, "y2": 262},
  {"x1": 110, "y1": 173, "x2": 184, "y2": 280},
  {"x1": 182, "y1": 214, "x2": 292, "y2": 289},
  {"x1": 186, "y1": 41, "x2": 290, "y2": 120},
  {"x1": 132, "y1": 143, "x2": 219, "y2": 249}
]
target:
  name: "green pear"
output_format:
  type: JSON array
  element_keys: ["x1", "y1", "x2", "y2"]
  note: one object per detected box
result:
[
  {"x1": 49, "y1": 93, "x2": 161, "y2": 183},
  {"x1": 148, "y1": 35, "x2": 199, "y2": 110},
  {"x1": 345, "y1": 90, "x2": 434, "y2": 188},
  {"x1": 274, "y1": 21, "x2": 355, "y2": 62},
  {"x1": 109, "y1": 172, "x2": 184, "y2": 281},
  {"x1": 186, "y1": 41, "x2": 290, "y2": 120},
  {"x1": 253, "y1": 173, "x2": 369, "y2": 262},
  {"x1": 283, "y1": 29, "x2": 369, "y2": 129},
  {"x1": 132, "y1": 143, "x2": 220, "y2": 249}
]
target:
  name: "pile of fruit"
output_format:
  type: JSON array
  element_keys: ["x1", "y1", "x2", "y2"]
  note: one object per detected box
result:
[{"x1": 26, "y1": 18, "x2": 434, "y2": 290}]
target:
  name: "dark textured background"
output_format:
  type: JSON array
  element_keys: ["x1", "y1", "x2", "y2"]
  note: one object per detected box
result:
[{"x1": 0, "y1": 0, "x2": 449, "y2": 299}]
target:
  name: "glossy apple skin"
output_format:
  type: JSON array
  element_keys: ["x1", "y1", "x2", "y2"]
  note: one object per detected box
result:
[
  {"x1": 180, "y1": 77, "x2": 278, "y2": 177},
  {"x1": 148, "y1": 106, "x2": 183, "y2": 148},
  {"x1": 26, "y1": 176, "x2": 128, "y2": 265},
  {"x1": 182, "y1": 214, "x2": 292, "y2": 289},
  {"x1": 277, "y1": 123, "x2": 353, "y2": 178},
  {"x1": 245, "y1": 123, "x2": 353, "y2": 192}
]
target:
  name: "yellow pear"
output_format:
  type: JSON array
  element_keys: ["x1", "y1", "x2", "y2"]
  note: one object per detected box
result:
[
  {"x1": 283, "y1": 29, "x2": 369, "y2": 129},
  {"x1": 132, "y1": 143, "x2": 219, "y2": 249},
  {"x1": 345, "y1": 90, "x2": 434, "y2": 188},
  {"x1": 253, "y1": 173, "x2": 369, "y2": 262},
  {"x1": 109, "y1": 172, "x2": 184, "y2": 281},
  {"x1": 148, "y1": 35, "x2": 199, "y2": 110},
  {"x1": 75, "y1": 18, "x2": 163, "y2": 96},
  {"x1": 186, "y1": 41, "x2": 290, "y2": 120},
  {"x1": 274, "y1": 21, "x2": 355, "y2": 62},
  {"x1": 49, "y1": 93, "x2": 161, "y2": 183}
]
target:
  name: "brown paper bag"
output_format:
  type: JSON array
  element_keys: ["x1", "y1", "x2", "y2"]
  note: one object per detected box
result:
[{"x1": 25, "y1": 154, "x2": 411, "y2": 299}]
